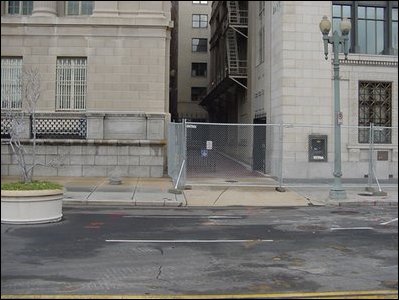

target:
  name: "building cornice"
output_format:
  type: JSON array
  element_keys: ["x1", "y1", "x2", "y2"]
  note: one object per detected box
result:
[{"x1": 340, "y1": 58, "x2": 398, "y2": 67}]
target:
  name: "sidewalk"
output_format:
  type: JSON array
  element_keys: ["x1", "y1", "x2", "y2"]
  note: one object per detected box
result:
[{"x1": 1, "y1": 176, "x2": 397, "y2": 207}]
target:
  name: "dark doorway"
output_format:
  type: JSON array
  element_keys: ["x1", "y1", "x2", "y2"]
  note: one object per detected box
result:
[{"x1": 253, "y1": 117, "x2": 266, "y2": 173}]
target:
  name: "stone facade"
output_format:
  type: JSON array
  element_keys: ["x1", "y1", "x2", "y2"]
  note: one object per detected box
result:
[
  {"x1": 248, "y1": 1, "x2": 398, "y2": 180},
  {"x1": 1, "y1": 1, "x2": 172, "y2": 178},
  {"x1": 172, "y1": 1, "x2": 211, "y2": 121}
]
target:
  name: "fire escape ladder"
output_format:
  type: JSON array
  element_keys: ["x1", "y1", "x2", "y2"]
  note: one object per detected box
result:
[
  {"x1": 228, "y1": 1, "x2": 239, "y2": 24},
  {"x1": 226, "y1": 28, "x2": 239, "y2": 76},
  {"x1": 225, "y1": 1, "x2": 247, "y2": 89}
]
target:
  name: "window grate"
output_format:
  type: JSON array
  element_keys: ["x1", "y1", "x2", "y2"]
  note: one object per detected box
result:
[
  {"x1": 56, "y1": 58, "x2": 87, "y2": 111},
  {"x1": 33, "y1": 117, "x2": 87, "y2": 139},
  {"x1": 1, "y1": 118, "x2": 12, "y2": 139},
  {"x1": 1, "y1": 57, "x2": 22, "y2": 110},
  {"x1": 358, "y1": 81, "x2": 392, "y2": 144}
]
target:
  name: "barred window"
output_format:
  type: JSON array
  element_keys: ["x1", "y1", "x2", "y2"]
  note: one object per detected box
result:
[
  {"x1": 66, "y1": 1, "x2": 93, "y2": 15},
  {"x1": 1, "y1": 57, "x2": 22, "y2": 110},
  {"x1": 358, "y1": 81, "x2": 392, "y2": 144},
  {"x1": 56, "y1": 58, "x2": 87, "y2": 111},
  {"x1": 7, "y1": 1, "x2": 33, "y2": 15}
]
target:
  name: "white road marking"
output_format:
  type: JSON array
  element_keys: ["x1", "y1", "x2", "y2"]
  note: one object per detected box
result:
[
  {"x1": 379, "y1": 218, "x2": 398, "y2": 225},
  {"x1": 106, "y1": 239, "x2": 273, "y2": 243},
  {"x1": 122, "y1": 215, "x2": 243, "y2": 219},
  {"x1": 330, "y1": 227, "x2": 373, "y2": 231},
  {"x1": 207, "y1": 216, "x2": 243, "y2": 219}
]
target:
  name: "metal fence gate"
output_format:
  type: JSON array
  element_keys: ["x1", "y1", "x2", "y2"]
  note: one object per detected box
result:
[{"x1": 168, "y1": 121, "x2": 283, "y2": 188}]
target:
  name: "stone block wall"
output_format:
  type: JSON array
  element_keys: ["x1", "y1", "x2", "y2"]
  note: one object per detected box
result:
[
  {"x1": 1, "y1": 112, "x2": 168, "y2": 178},
  {"x1": 1, "y1": 141, "x2": 165, "y2": 178}
]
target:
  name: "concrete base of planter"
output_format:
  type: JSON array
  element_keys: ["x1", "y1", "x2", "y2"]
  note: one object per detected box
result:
[{"x1": 1, "y1": 189, "x2": 64, "y2": 224}]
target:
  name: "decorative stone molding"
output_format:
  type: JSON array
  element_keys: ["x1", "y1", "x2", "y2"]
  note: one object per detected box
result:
[
  {"x1": 339, "y1": 58, "x2": 398, "y2": 67},
  {"x1": 32, "y1": 1, "x2": 57, "y2": 17}
]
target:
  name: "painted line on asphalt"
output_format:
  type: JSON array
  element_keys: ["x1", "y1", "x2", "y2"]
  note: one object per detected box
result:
[
  {"x1": 105, "y1": 239, "x2": 273, "y2": 243},
  {"x1": 122, "y1": 215, "x2": 243, "y2": 219},
  {"x1": 330, "y1": 227, "x2": 373, "y2": 231},
  {"x1": 208, "y1": 215, "x2": 243, "y2": 219},
  {"x1": 380, "y1": 218, "x2": 398, "y2": 225}
]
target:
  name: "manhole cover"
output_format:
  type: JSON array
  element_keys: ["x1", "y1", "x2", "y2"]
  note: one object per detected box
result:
[{"x1": 330, "y1": 210, "x2": 359, "y2": 215}]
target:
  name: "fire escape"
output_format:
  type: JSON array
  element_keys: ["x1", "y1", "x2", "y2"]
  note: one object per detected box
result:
[
  {"x1": 225, "y1": 1, "x2": 248, "y2": 89},
  {"x1": 201, "y1": 1, "x2": 248, "y2": 115}
]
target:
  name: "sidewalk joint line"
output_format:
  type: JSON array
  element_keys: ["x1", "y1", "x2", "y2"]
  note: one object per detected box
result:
[
  {"x1": 213, "y1": 187, "x2": 229, "y2": 205},
  {"x1": 131, "y1": 177, "x2": 139, "y2": 201}
]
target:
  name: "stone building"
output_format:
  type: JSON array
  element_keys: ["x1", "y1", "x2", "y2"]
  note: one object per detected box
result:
[
  {"x1": 200, "y1": 1, "x2": 398, "y2": 180},
  {"x1": 170, "y1": 1, "x2": 211, "y2": 122},
  {"x1": 1, "y1": 1, "x2": 173, "y2": 178}
]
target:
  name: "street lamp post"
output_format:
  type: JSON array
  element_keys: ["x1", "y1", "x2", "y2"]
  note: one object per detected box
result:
[{"x1": 319, "y1": 15, "x2": 351, "y2": 200}]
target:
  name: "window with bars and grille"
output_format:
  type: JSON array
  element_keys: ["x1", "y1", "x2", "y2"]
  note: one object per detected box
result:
[
  {"x1": 358, "y1": 81, "x2": 392, "y2": 144},
  {"x1": 1, "y1": 57, "x2": 22, "y2": 110},
  {"x1": 56, "y1": 58, "x2": 87, "y2": 111}
]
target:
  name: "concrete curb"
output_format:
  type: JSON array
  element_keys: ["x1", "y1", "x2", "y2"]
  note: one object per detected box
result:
[
  {"x1": 63, "y1": 199, "x2": 184, "y2": 207},
  {"x1": 337, "y1": 201, "x2": 398, "y2": 207}
]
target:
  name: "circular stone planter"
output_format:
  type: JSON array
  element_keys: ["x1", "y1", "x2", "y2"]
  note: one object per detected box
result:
[{"x1": 1, "y1": 189, "x2": 64, "y2": 224}]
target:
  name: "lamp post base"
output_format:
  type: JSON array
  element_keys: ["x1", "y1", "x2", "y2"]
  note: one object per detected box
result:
[{"x1": 329, "y1": 188, "x2": 347, "y2": 200}]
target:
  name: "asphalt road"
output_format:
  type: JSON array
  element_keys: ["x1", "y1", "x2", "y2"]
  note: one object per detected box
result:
[{"x1": 1, "y1": 205, "x2": 398, "y2": 297}]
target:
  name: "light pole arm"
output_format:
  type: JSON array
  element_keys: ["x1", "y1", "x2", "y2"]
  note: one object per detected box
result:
[
  {"x1": 343, "y1": 35, "x2": 350, "y2": 59},
  {"x1": 322, "y1": 34, "x2": 330, "y2": 60}
]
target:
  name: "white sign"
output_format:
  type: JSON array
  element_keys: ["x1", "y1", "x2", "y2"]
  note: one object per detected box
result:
[
  {"x1": 337, "y1": 111, "x2": 343, "y2": 125},
  {"x1": 206, "y1": 141, "x2": 213, "y2": 150}
]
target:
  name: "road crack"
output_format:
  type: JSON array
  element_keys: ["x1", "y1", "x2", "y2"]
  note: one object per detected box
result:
[{"x1": 156, "y1": 265, "x2": 162, "y2": 279}]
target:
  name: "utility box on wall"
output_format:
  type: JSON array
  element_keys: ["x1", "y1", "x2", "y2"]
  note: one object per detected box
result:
[{"x1": 309, "y1": 135, "x2": 328, "y2": 162}]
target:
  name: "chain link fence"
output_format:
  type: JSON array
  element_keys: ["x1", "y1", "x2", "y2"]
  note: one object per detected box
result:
[
  {"x1": 168, "y1": 121, "x2": 398, "y2": 189},
  {"x1": 184, "y1": 122, "x2": 281, "y2": 186},
  {"x1": 167, "y1": 122, "x2": 186, "y2": 189}
]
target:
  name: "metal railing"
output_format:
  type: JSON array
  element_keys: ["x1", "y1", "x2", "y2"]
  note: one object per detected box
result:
[
  {"x1": 1, "y1": 113, "x2": 87, "y2": 140},
  {"x1": 33, "y1": 116, "x2": 87, "y2": 139}
]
